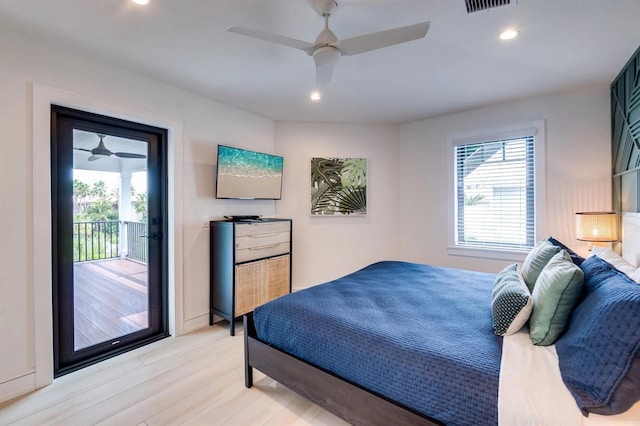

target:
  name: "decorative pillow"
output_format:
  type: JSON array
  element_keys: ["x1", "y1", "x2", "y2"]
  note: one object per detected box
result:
[
  {"x1": 547, "y1": 236, "x2": 585, "y2": 266},
  {"x1": 556, "y1": 255, "x2": 640, "y2": 415},
  {"x1": 529, "y1": 250, "x2": 584, "y2": 346},
  {"x1": 521, "y1": 240, "x2": 561, "y2": 292},
  {"x1": 491, "y1": 263, "x2": 533, "y2": 336},
  {"x1": 590, "y1": 246, "x2": 639, "y2": 279}
]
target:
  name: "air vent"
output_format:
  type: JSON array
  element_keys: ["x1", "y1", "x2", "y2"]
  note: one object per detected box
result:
[{"x1": 465, "y1": 0, "x2": 515, "y2": 13}]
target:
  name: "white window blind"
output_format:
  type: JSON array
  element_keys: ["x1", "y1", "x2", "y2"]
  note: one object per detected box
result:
[{"x1": 454, "y1": 135, "x2": 535, "y2": 250}]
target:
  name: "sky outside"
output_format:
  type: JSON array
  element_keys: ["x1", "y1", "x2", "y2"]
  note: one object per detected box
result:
[{"x1": 74, "y1": 169, "x2": 147, "y2": 195}]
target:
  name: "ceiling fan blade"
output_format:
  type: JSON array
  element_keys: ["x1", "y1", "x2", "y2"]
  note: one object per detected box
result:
[
  {"x1": 88, "y1": 155, "x2": 101, "y2": 161},
  {"x1": 332, "y1": 21, "x2": 430, "y2": 56},
  {"x1": 114, "y1": 152, "x2": 146, "y2": 159},
  {"x1": 74, "y1": 147, "x2": 92, "y2": 153},
  {"x1": 226, "y1": 26, "x2": 318, "y2": 55}
]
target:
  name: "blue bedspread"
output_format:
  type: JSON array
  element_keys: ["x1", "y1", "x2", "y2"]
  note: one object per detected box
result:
[{"x1": 253, "y1": 261, "x2": 502, "y2": 426}]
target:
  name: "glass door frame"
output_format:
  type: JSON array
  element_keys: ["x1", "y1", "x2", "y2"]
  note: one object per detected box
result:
[{"x1": 51, "y1": 105, "x2": 169, "y2": 377}]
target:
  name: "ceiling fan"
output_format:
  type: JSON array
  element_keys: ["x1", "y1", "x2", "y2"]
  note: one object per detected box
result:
[
  {"x1": 74, "y1": 134, "x2": 146, "y2": 161},
  {"x1": 226, "y1": 0, "x2": 430, "y2": 89}
]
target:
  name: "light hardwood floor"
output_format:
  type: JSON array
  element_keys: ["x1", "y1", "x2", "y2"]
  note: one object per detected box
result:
[{"x1": 0, "y1": 324, "x2": 349, "y2": 426}]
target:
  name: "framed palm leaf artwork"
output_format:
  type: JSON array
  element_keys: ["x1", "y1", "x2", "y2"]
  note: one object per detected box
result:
[{"x1": 310, "y1": 157, "x2": 367, "y2": 216}]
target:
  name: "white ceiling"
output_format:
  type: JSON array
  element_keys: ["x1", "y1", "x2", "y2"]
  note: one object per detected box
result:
[{"x1": 2, "y1": 0, "x2": 640, "y2": 124}]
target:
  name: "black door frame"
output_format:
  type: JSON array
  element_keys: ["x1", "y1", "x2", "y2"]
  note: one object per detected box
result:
[{"x1": 51, "y1": 105, "x2": 170, "y2": 377}]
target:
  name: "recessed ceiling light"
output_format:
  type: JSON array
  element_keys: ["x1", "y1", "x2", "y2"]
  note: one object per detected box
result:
[
  {"x1": 132, "y1": 0, "x2": 149, "y2": 5},
  {"x1": 310, "y1": 91, "x2": 321, "y2": 101},
  {"x1": 499, "y1": 29, "x2": 518, "y2": 40}
]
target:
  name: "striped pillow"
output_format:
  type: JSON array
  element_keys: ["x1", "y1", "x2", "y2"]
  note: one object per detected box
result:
[
  {"x1": 529, "y1": 250, "x2": 584, "y2": 346},
  {"x1": 521, "y1": 240, "x2": 561, "y2": 292}
]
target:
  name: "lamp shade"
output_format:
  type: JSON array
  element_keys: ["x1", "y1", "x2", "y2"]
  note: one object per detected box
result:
[{"x1": 576, "y1": 212, "x2": 618, "y2": 242}]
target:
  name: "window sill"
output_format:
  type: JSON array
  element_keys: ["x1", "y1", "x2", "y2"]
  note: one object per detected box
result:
[{"x1": 447, "y1": 246, "x2": 528, "y2": 262}]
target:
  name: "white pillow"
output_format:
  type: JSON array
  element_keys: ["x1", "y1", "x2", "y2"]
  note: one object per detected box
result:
[{"x1": 590, "y1": 246, "x2": 640, "y2": 282}]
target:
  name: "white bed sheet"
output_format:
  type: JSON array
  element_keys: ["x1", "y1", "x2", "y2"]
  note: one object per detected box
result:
[{"x1": 498, "y1": 328, "x2": 640, "y2": 425}]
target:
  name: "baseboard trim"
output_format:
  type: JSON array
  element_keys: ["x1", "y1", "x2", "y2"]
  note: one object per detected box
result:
[
  {"x1": 182, "y1": 313, "x2": 210, "y2": 334},
  {"x1": 0, "y1": 372, "x2": 36, "y2": 404}
]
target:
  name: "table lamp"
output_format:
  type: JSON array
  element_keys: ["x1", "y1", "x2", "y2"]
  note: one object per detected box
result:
[{"x1": 576, "y1": 211, "x2": 618, "y2": 248}]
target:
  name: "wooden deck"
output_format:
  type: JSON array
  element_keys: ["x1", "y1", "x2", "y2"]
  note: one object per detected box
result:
[{"x1": 73, "y1": 258, "x2": 148, "y2": 351}]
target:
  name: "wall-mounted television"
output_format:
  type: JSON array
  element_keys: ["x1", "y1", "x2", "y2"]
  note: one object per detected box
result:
[{"x1": 215, "y1": 145, "x2": 284, "y2": 200}]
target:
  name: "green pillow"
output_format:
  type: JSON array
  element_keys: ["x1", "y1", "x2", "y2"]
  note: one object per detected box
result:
[
  {"x1": 529, "y1": 250, "x2": 584, "y2": 346},
  {"x1": 521, "y1": 240, "x2": 561, "y2": 292}
]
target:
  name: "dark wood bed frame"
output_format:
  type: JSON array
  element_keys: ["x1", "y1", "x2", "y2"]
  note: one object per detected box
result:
[{"x1": 243, "y1": 313, "x2": 443, "y2": 426}]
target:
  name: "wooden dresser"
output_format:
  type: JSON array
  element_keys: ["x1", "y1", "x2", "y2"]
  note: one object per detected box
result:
[{"x1": 209, "y1": 218, "x2": 292, "y2": 335}]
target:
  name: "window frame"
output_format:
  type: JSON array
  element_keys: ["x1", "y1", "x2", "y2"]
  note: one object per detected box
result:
[{"x1": 447, "y1": 120, "x2": 546, "y2": 261}]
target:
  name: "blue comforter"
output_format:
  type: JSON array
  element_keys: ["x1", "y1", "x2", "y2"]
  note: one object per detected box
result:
[{"x1": 253, "y1": 261, "x2": 502, "y2": 426}]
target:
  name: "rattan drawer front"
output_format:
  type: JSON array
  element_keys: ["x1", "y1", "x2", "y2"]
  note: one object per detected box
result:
[
  {"x1": 235, "y1": 231, "x2": 290, "y2": 250},
  {"x1": 235, "y1": 261, "x2": 265, "y2": 316},
  {"x1": 235, "y1": 221, "x2": 290, "y2": 237},
  {"x1": 265, "y1": 255, "x2": 290, "y2": 301},
  {"x1": 236, "y1": 242, "x2": 290, "y2": 263}
]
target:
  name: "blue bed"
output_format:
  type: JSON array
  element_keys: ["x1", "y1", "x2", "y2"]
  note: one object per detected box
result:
[{"x1": 250, "y1": 261, "x2": 503, "y2": 426}]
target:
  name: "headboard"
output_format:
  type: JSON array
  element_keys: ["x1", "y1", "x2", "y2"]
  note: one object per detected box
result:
[
  {"x1": 611, "y1": 45, "x2": 640, "y2": 212},
  {"x1": 622, "y1": 212, "x2": 640, "y2": 267}
]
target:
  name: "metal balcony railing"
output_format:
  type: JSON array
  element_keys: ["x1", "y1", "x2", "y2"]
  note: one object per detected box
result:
[
  {"x1": 73, "y1": 220, "x2": 148, "y2": 263},
  {"x1": 125, "y1": 221, "x2": 148, "y2": 263},
  {"x1": 73, "y1": 221, "x2": 120, "y2": 262}
]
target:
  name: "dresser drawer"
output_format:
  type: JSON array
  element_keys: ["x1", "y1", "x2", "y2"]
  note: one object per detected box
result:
[
  {"x1": 235, "y1": 230, "x2": 290, "y2": 250},
  {"x1": 234, "y1": 221, "x2": 290, "y2": 262},
  {"x1": 236, "y1": 241, "x2": 290, "y2": 263},
  {"x1": 235, "y1": 221, "x2": 290, "y2": 237}
]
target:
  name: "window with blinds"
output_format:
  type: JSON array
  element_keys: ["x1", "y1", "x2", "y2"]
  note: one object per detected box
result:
[{"x1": 454, "y1": 135, "x2": 535, "y2": 250}]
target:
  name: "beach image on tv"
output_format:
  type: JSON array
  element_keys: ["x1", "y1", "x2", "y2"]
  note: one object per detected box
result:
[{"x1": 217, "y1": 146, "x2": 283, "y2": 199}]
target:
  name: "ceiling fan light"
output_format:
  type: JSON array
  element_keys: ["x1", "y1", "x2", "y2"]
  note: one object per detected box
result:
[
  {"x1": 310, "y1": 91, "x2": 322, "y2": 101},
  {"x1": 313, "y1": 46, "x2": 341, "y2": 66},
  {"x1": 132, "y1": 0, "x2": 149, "y2": 5}
]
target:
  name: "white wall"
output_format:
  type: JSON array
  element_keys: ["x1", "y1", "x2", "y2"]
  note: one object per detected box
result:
[
  {"x1": 0, "y1": 18, "x2": 614, "y2": 403},
  {"x1": 274, "y1": 122, "x2": 401, "y2": 289},
  {"x1": 0, "y1": 23, "x2": 275, "y2": 400},
  {"x1": 398, "y1": 87, "x2": 612, "y2": 272}
]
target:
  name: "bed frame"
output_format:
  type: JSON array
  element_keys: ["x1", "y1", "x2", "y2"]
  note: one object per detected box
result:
[
  {"x1": 243, "y1": 214, "x2": 640, "y2": 425},
  {"x1": 243, "y1": 313, "x2": 443, "y2": 426}
]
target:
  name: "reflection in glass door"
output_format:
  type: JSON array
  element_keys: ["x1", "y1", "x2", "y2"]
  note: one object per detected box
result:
[{"x1": 72, "y1": 130, "x2": 149, "y2": 351}]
